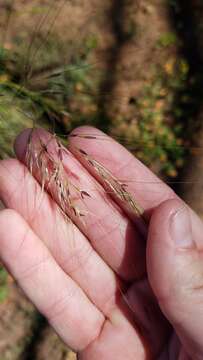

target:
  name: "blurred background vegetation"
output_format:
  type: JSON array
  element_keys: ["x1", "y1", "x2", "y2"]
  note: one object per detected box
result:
[{"x1": 1, "y1": 0, "x2": 203, "y2": 359}]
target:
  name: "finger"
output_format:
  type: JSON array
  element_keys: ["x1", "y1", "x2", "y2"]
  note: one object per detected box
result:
[
  {"x1": 0, "y1": 159, "x2": 120, "y2": 316},
  {"x1": 14, "y1": 128, "x2": 146, "y2": 281},
  {"x1": 68, "y1": 126, "x2": 177, "y2": 221},
  {"x1": 147, "y1": 199, "x2": 203, "y2": 359},
  {"x1": 0, "y1": 209, "x2": 104, "y2": 352}
]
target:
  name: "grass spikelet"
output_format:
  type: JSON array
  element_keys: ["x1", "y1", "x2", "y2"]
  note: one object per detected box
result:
[
  {"x1": 78, "y1": 148, "x2": 145, "y2": 219},
  {"x1": 25, "y1": 131, "x2": 88, "y2": 222}
]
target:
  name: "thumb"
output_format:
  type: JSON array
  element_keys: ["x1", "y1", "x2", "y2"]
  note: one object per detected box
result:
[{"x1": 147, "y1": 199, "x2": 203, "y2": 359}]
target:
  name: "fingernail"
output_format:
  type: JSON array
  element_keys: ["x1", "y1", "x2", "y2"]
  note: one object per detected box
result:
[{"x1": 170, "y1": 206, "x2": 194, "y2": 248}]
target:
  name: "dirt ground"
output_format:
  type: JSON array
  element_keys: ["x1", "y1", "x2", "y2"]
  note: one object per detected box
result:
[{"x1": 0, "y1": 0, "x2": 173, "y2": 117}]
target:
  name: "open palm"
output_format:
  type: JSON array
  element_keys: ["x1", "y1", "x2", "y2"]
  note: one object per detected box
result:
[{"x1": 0, "y1": 127, "x2": 203, "y2": 360}]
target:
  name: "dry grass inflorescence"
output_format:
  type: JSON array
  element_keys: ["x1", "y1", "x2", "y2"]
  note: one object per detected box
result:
[
  {"x1": 26, "y1": 129, "x2": 146, "y2": 230},
  {"x1": 26, "y1": 129, "x2": 90, "y2": 223}
]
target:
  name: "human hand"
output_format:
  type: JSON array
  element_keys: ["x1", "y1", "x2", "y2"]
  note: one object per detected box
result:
[{"x1": 0, "y1": 127, "x2": 203, "y2": 359}]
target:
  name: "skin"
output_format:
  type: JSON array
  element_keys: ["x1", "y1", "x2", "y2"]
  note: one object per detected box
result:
[{"x1": 0, "y1": 126, "x2": 203, "y2": 359}]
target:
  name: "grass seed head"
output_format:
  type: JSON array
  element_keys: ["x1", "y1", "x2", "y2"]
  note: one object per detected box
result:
[
  {"x1": 78, "y1": 147, "x2": 144, "y2": 218},
  {"x1": 25, "y1": 131, "x2": 87, "y2": 222}
]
